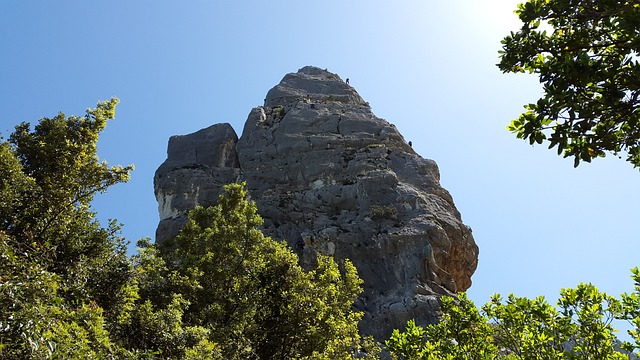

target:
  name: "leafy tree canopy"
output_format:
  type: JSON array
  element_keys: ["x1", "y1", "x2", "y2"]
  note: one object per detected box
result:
[
  {"x1": 387, "y1": 268, "x2": 640, "y2": 359},
  {"x1": 0, "y1": 99, "x2": 137, "y2": 358},
  {"x1": 13, "y1": 97, "x2": 640, "y2": 360},
  {"x1": 386, "y1": 294, "x2": 496, "y2": 360},
  {"x1": 0, "y1": 100, "x2": 376, "y2": 358},
  {"x1": 499, "y1": 0, "x2": 640, "y2": 168},
  {"x1": 131, "y1": 183, "x2": 374, "y2": 359}
]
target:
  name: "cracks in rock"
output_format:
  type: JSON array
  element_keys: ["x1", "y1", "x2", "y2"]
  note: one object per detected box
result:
[
  {"x1": 374, "y1": 125, "x2": 383, "y2": 138},
  {"x1": 265, "y1": 119, "x2": 279, "y2": 155},
  {"x1": 192, "y1": 140, "x2": 199, "y2": 163},
  {"x1": 366, "y1": 258, "x2": 403, "y2": 295},
  {"x1": 366, "y1": 262, "x2": 386, "y2": 292},
  {"x1": 341, "y1": 148, "x2": 356, "y2": 169},
  {"x1": 300, "y1": 169, "x2": 309, "y2": 187},
  {"x1": 175, "y1": 163, "x2": 208, "y2": 171},
  {"x1": 389, "y1": 258, "x2": 405, "y2": 288}
]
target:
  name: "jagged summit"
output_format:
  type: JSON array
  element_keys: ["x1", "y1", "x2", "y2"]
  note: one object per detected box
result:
[
  {"x1": 154, "y1": 66, "x2": 479, "y2": 340},
  {"x1": 264, "y1": 66, "x2": 367, "y2": 108}
]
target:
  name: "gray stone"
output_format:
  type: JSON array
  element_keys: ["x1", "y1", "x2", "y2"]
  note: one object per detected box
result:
[
  {"x1": 263, "y1": 65, "x2": 367, "y2": 108},
  {"x1": 154, "y1": 66, "x2": 479, "y2": 340},
  {"x1": 154, "y1": 123, "x2": 240, "y2": 240}
]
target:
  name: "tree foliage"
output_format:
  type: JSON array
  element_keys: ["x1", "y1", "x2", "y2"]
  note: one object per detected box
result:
[
  {"x1": 499, "y1": 0, "x2": 640, "y2": 168},
  {"x1": 0, "y1": 100, "x2": 374, "y2": 358},
  {"x1": 387, "y1": 270, "x2": 640, "y2": 359},
  {"x1": 8, "y1": 99, "x2": 640, "y2": 359},
  {"x1": 0, "y1": 99, "x2": 137, "y2": 358},
  {"x1": 133, "y1": 183, "x2": 368, "y2": 359},
  {"x1": 387, "y1": 293, "x2": 496, "y2": 360}
]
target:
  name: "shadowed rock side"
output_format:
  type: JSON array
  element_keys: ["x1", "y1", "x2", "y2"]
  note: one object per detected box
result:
[
  {"x1": 154, "y1": 66, "x2": 479, "y2": 340},
  {"x1": 155, "y1": 123, "x2": 241, "y2": 238}
]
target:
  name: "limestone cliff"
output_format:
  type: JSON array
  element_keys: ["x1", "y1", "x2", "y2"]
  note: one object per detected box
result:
[{"x1": 154, "y1": 66, "x2": 479, "y2": 340}]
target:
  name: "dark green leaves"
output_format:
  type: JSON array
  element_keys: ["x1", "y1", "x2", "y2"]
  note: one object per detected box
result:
[
  {"x1": 0, "y1": 100, "x2": 136, "y2": 359},
  {"x1": 499, "y1": 0, "x2": 640, "y2": 168},
  {"x1": 141, "y1": 183, "x2": 368, "y2": 359},
  {"x1": 0, "y1": 102, "x2": 371, "y2": 358}
]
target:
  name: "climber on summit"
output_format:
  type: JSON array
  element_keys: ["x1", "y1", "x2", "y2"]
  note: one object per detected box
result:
[
  {"x1": 345, "y1": 78, "x2": 350, "y2": 85},
  {"x1": 307, "y1": 94, "x2": 315, "y2": 109}
]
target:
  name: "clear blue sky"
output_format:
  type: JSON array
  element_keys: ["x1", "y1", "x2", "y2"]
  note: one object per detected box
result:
[{"x1": 2, "y1": 1, "x2": 639, "y2": 321}]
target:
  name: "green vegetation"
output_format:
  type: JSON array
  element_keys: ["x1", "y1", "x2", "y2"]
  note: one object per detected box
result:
[
  {"x1": 370, "y1": 204, "x2": 399, "y2": 221},
  {"x1": 0, "y1": 98, "x2": 134, "y2": 358},
  {"x1": 380, "y1": 2, "x2": 640, "y2": 358},
  {"x1": 135, "y1": 183, "x2": 367, "y2": 359},
  {"x1": 498, "y1": 0, "x2": 640, "y2": 168},
  {"x1": 0, "y1": 100, "x2": 374, "y2": 359},
  {"x1": 273, "y1": 105, "x2": 286, "y2": 119},
  {"x1": 3, "y1": 97, "x2": 639, "y2": 358},
  {"x1": 387, "y1": 274, "x2": 640, "y2": 359},
  {"x1": 387, "y1": 294, "x2": 496, "y2": 359},
  {"x1": 4, "y1": 2, "x2": 640, "y2": 352}
]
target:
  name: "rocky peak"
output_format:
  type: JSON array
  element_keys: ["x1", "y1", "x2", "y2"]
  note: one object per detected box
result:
[
  {"x1": 264, "y1": 66, "x2": 367, "y2": 108},
  {"x1": 154, "y1": 66, "x2": 479, "y2": 340}
]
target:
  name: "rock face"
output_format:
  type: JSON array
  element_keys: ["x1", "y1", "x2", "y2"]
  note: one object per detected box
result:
[
  {"x1": 155, "y1": 123, "x2": 240, "y2": 239},
  {"x1": 154, "y1": 66, "x2": 479, "y2": 340}
]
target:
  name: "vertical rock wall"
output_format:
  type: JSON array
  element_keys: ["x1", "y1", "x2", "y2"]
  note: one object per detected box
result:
[{"x1": 154, "y1": 66, "x2": 479, "y2": 340}]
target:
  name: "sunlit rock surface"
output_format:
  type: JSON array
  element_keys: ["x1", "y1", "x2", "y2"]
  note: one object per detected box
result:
[{"x1": 154, "y1": 66, "x2": 479, "y2": 340}]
